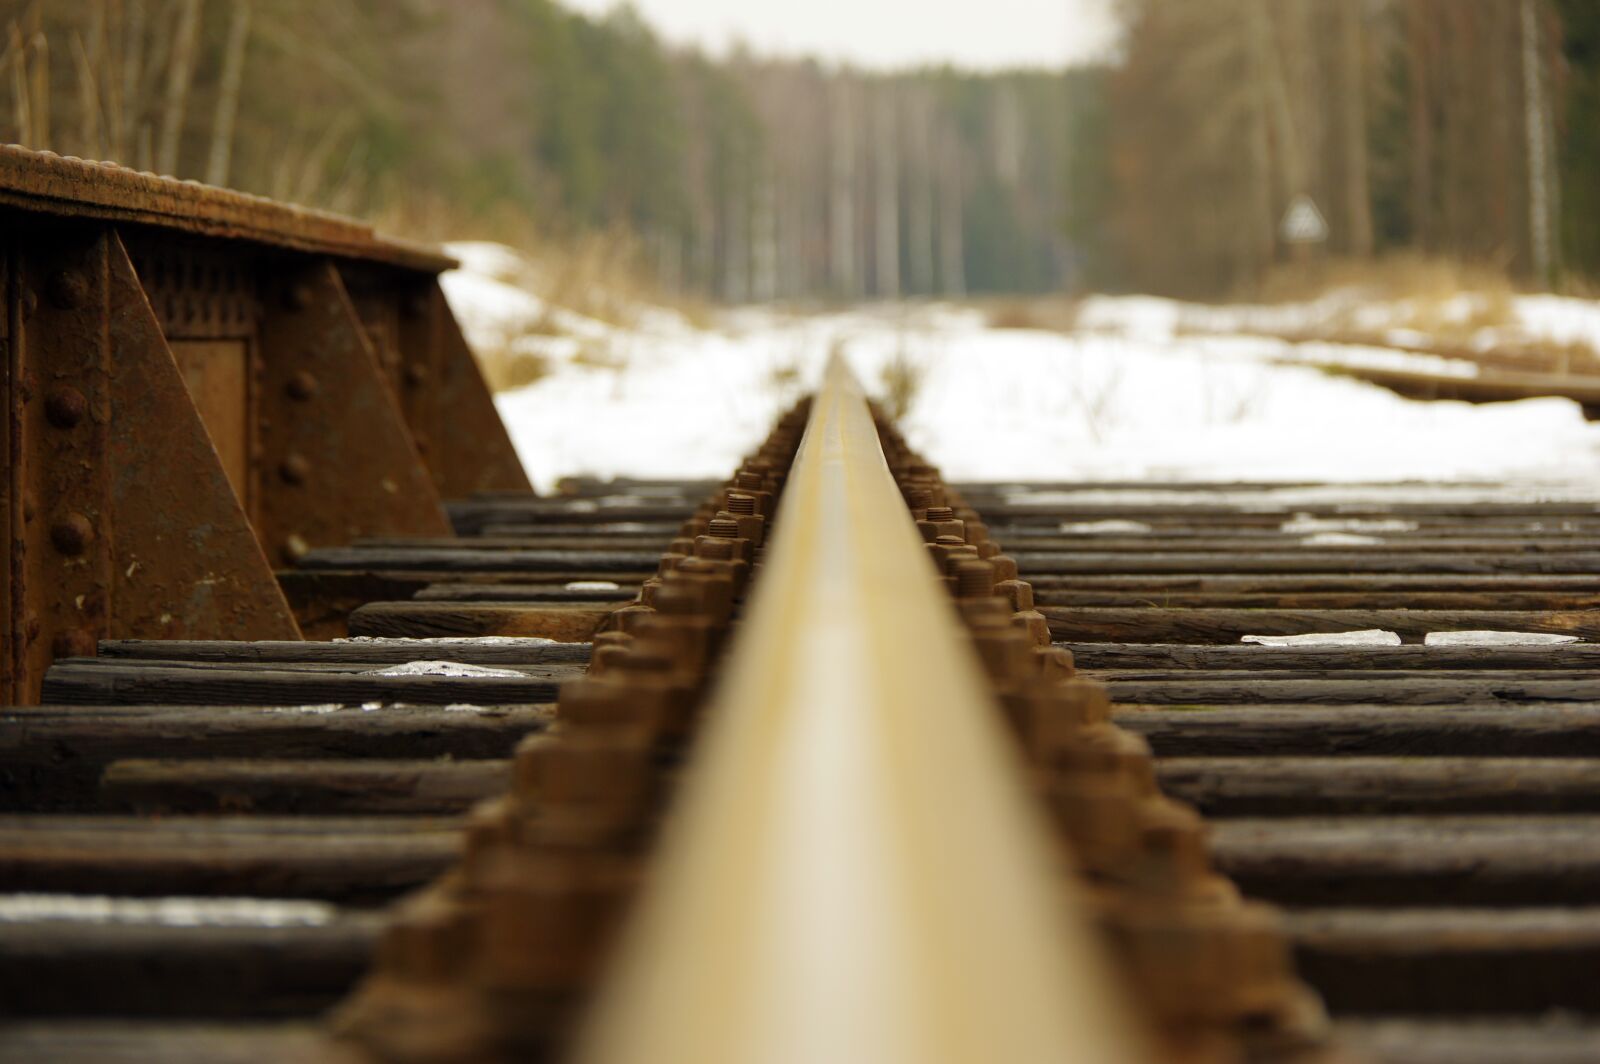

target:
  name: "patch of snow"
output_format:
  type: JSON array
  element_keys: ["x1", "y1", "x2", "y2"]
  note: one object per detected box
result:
[
  {"x1": 335, "y1": 636, "x2": 557, "y2": 647},
  {"x1": 0, "y1": 894, "x2": 335, "y2": 928},
  {"x1": 1242, "y1": 630, "x2": 1402, "y2": 647},
  {"x1": 565, "y1": 580, "x2": 622, "y2": 590},
  {"x1": 1281, "y1": 515, "x2": 1420, "y2": 534},
  {"x1": 1299, "y1": 532, "x2": 1384, "y2": 546},
  {"x1": 447, "y1": 243, "x2": 1600, "y2": 494},
  {"x1": 1058, "y1": 520, "x2": 1154, "y2": 535},
  {"x1": 1424, "y1": 631, "x2": 1581, "y2": 647},
  {"x1": 364, "y1": 661, "x2": 529, "y2": 678}
]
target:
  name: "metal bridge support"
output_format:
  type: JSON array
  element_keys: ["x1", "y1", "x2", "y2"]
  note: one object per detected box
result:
[
  {"x1": 343, "y1": 268, "x2": 530, "y2": 499},
  {"x1": 3, "y1": 226, "x2": 300, "y2": 703},
  {"x1": 257, "y1": 261, "x2": 452, "y2": 564}
]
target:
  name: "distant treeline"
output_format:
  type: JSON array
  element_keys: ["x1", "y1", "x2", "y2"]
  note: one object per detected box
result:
[
  {"x1": 1092, "y1": 0, "x2": 1600, "y2": 297},
  {"x1": 6, "y1": 0, "x2": 1597, "y2": 301},
  {"x1": 0, "y1": 0, "x2": 1081, "y2": 299}
]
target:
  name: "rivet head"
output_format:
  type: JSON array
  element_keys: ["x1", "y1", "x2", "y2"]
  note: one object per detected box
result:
[
  {"x1": 50, "y1": 512, "x2": 94, "y2": 555},
  {"x1": 46, "y1": 269, "x2": 89, "y2": 310},
  {"x1": 403, "y1": 291, "x2": 431, "y2": 318},
  {"x1": 52, "y1": 628, "x2": 98, "y2": 659},
  {"x1": 19, "y1": 288, "x2": 38, "y2": 320},
  {"x1": 283, "y1": 282, "x2": 314, "y2": 311},
  {"x1": 404, "y1": 362, "x2": 429, "y2": 387},
  {"x1": 45, "y1": 386, "x2": 88, "y2": 428},
  {"x1": 279, "y1": 453, "x2": 311, "y2": 484},
  {"x1": 285, "y1": 370, "x2": 319, "y2": 400}
]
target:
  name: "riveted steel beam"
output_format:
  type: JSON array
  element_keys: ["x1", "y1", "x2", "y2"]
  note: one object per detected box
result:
[
  {"x1": 342, "y1": 267, "x2": 530, "y2": 498},
  {"x1": 2, "y1": 223, "x2": 301, "y2": 702},
  {"x1": 6, "y1": 223, "x2": 116, "y2": 703},
  {"x1": 414, "y1": 281, "x2": 531, "y2": 497},
  {"x1": 257, "y1": 260, "x2": 452, "y2": 566}
]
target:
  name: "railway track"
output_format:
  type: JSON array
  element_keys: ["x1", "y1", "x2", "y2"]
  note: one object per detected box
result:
[{"x1": 3, "y1": 149, "x2": 1600, "y2": 1062}]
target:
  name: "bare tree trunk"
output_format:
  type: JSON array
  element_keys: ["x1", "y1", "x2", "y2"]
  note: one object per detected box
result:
[
  {"x1": 117, "y1": 0, "x2": 147, "y2": 159},
  {"x1": 874, "y1": 89, "x2": 901, "y2": 299},
  {"x1": 907, "y1": 84, "x2": 936, "y2": 295},
  {"x1": 937, "y1": 125, "x2": 965, "y2": 297},
  {"x1": 6, "y1": 23, "x2": 31, "y2": 145},
  {"x1": 1247, "y1": 20, "x2": 1278, "y2": 276},
  {"x1": 71, "y1": 34, "x2": 102, "y2": 158},
  {"x1": 27, "y1": 30, "x2": 48, "y2": 148},
  {"x1": 1250, "y1": 0, "x2": 1303, "y2": 200},
  {"x1": 1338, "y1": 1, "x2": 1374, "y2": 257},
  {"x1": 205, "y1": 0, "x2": 251, "y2": 187},
  {"x1": 156, "y1": 0, "x2": 203, "y2": 176},
  {"x1": 751, "y1": 167, "x2": 778, "y2": 302},
  {"x1": 829, "y1": 78, "x2": 858, "y2": 298},
  {"x1": 722, "y1": 184, "x2": 749, "y2": 303},
  {"x1": 1521, "y1": 0, "x2": 1554, "y2": 284},
  {"x1": 1407, "y1": 2, "x2": 1435, "y2": 249}
]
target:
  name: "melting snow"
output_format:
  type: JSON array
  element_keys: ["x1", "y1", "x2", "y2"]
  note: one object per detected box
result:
[
  {"x1": 1058, "y1": 520, "x2": 1154, "y2": 535},
  {"x1": 565, "y1": 580, "x2": 622, "y2": 590},
  {"x1": 335, "y1": 636, "x2": 557, "y2": 647},
  {"x1": 1424, "y1": 631, "x2": 1581, "y2": 647},
  {"x1": 1242, "y1": 630, "x2": 1403, "y2": 647},
  {"x1": 1299, "y1": 532, "x2": 1385, "y2": 546},
  {"x1": 446, "y1": 243, "x2": 1600, "y2": 495},
  {"x1": 1280, "y1": 515, "x2": 1420, "y2": 534},
  {"x1": 365, "y1": 661, "x2": 529, "y2": 678},
  {"x1": 0, "y1": 894, "x2": 335, "y2": 928}
]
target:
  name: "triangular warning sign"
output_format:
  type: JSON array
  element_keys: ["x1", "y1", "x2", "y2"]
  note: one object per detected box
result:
[{"x1": 1280, "y1": 195, "x2": 1330, "y2": 244}]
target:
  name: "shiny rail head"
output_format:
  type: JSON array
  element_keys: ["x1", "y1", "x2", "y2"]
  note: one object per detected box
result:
[{"x1": 572, "y1": 356, "x2": 1154, "y2": 1064}]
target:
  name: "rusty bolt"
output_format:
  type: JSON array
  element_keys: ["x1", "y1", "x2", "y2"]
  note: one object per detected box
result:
[
  {"x1": 953, "y1": 560, "x2": 997, "y2": 600},
  {"x1": 285, "y1": 370, "x2": 319, "y2": 400},
  {"x1": 46, "y1": 269, "x2": 89, "y2": 310},
  {"x1": 283, "y1": 281, "x2": 315, "y2": 311},
  {"x1": 50, "y1": 513, "x2": 94, "y2": 556},
  {"x1": 404, "y1": 362, "x2": 430, "y2": 387},
  {"x1": 280, "y1": 453, "x2": 312, "y2": 484},
  {"x1": 44, "y1": 386, "x2": 88, "y2": 428},
  {"x1": 19, "y1": 287, "x2": 38, "y2": 320},
  {"x1": 51, "y1": 627, "x2": 98, "y2": 659}
]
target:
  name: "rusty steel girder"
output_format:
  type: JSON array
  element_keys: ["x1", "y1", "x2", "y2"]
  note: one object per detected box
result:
[
  {"x1": 257, "y1": 260, "x2": 452, "y2": 563},
  {"x1": 0, "y1": 145, "x2": 534, "y2": 700},
  {"x1": 3, "y1": 224, "x2": 300, "y2": 702}
]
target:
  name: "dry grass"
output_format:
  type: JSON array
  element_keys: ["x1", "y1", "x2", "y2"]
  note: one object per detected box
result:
[
  {"x1": 876, "y1": 341, "x2": 927, "y2": 423},
  {"x1": 1246, "y1": 254, "x2": 1600, "y2": 377},
  {"x1": 477, "y1": 350, "x2": 551, "y2": 392},
  {"x1": 1251, "y1": 253, "x2": 1518, "y2": 309}
]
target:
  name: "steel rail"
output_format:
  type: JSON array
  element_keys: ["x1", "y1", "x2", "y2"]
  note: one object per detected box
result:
[{"x1": 574, "y1": 357, "x2": 1152, "y2": 1064}]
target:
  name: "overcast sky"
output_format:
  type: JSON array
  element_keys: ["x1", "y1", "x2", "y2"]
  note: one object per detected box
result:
[{"x1": 560, "y1": 0, "x2": 1121, "y2": 70}]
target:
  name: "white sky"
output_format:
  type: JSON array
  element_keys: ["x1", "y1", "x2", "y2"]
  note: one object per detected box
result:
[{"x1": 560, "y1": 0, "x2": 1120, "y2": 70}]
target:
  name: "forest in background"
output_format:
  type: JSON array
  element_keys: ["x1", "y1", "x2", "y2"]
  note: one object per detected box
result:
[
  {"x1": 1096, "y1": 0, "x2": 1600, "y2": 298},
  {"x1": 3, "y1": 0, "x2": 1599, "y2": 301},
  {"x1": 0, "y1": 0, "x2": 1079, "y2": 299}
]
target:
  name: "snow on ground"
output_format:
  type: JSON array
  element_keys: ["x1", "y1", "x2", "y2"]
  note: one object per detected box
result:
[
  {"x1": 441, "y1": 245, "x2": 1600, "y2": 495},
  {"x1": 1081, "y1": 288, "x2": 1600, "y2": 360}
]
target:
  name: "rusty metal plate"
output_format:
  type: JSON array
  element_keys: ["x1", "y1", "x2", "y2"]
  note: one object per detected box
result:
[
  {"x1": 257, "y1": 259, "x2": 451, "y2": 564},
  {"x1": 171, "y1": 340, "x2": 253, "y2": 506},
  {"x1": 426, "y1": 283, "x2": 534, "y2": 497},
  {"x1": 105, "y1": 231, "x2": 301, "y2": 644}
]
